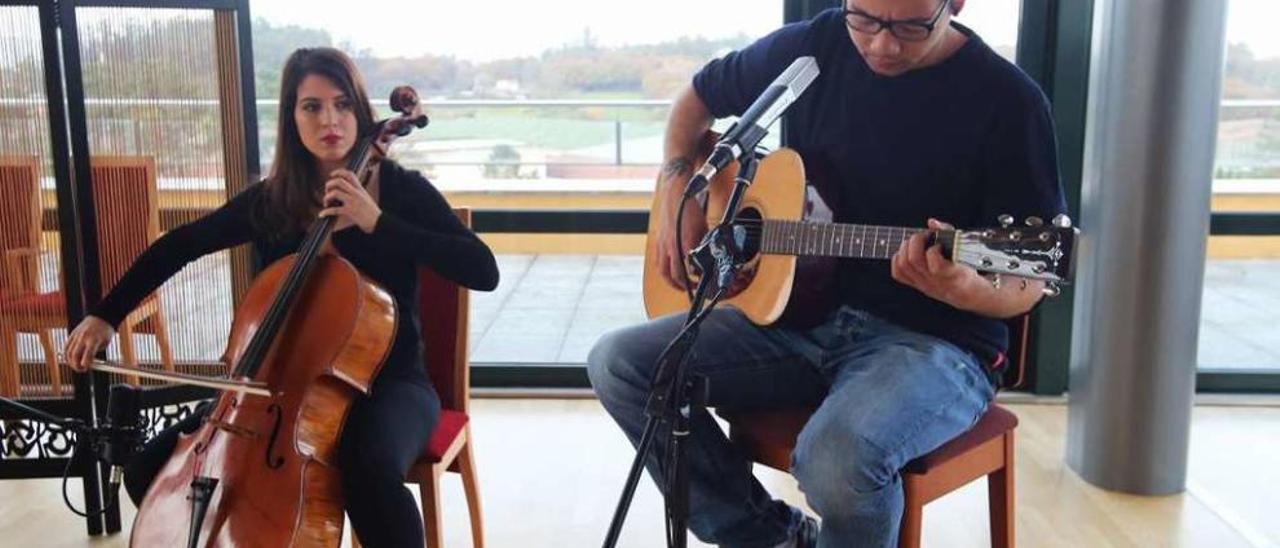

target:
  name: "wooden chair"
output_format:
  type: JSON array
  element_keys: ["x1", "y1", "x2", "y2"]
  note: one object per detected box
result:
[
  {"x1": 0, "y1": 156, "x2": 44, "y2": 397},
  {"x1": 350, "y1": 208, "x2": 484, "y2": 548},
  {"x1": 719, "y1": 316, "x2": 1029, "y2": 548},
  {"x1": 0, "y1": 156, "x2": 175, "y2": 396}
]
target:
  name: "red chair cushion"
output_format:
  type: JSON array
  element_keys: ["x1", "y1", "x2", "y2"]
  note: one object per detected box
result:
[
  {"x1": 725, "y1": 407, "x2": 814, "y2": 447},
  {"x1": 0, "y1": 290, "x2": 65, "y2": 316},
  {"x1": 902, "y1": 404, "x2": 1018, "y2": 474},
  {"x1": 422, "y1": 409, "x2": 469, "y2": 463}
]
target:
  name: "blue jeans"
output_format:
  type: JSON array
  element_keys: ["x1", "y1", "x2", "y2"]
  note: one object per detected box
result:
[{"x1": 587, "y1": 306, "x2": 995, "y2": 548}]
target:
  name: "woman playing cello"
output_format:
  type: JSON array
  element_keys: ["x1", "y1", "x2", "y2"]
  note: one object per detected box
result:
[{"x1": 62, "y1": 47, "x2": 498, "y2": 546}]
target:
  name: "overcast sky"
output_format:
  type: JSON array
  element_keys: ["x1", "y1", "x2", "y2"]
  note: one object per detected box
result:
[
  {"x1": 245, "y1": 0, "x2": 1280, "y2": 61},
  {"x1": 5, "y1": 2, "x2": 1277, "y2": 64}
]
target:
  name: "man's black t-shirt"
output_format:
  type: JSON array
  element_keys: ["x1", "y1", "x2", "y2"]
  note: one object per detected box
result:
[{"x1": 693, "y1": 9, "x2": 1067, "y2": 360}]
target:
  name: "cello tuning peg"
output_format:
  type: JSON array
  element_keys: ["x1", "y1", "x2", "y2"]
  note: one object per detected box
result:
[
  {"x1": 1052, "y1": 214, "x2": 1073, "y2": 228},
  {"x1": 1025, "y1": 216, "x2": 1043, "y2": 227},
  {"x1": 997, "y1": 214, "x2": 1014, "y2": 228},
  {"x1": 1042, "y1": 282, "x2": 1062, "y2": 297},
  {"x1": 389, "y1": 86, "x2": 419, "y2": 113}
]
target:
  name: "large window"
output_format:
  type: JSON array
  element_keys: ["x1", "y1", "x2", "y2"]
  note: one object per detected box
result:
[
  {"x1": 1200, "y1": 0, "x2": 1280, "y2": 374},
  {"x1": 953, "y1": 0, "x2": 1021, "y2": 62},
  {"x1": 251, "y1": 0, "x2": 783, "y2": 367},
  {"x1": 0, "y1": 6, "x2": 250, "y2": 398},
  {"x1": 0, "y1": 6, "x2": 62, "y2": 398}
]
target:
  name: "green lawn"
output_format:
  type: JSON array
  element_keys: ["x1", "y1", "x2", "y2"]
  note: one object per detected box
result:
[{"x1": 423, "y1": 116, "x2": 665, "y2": 150}]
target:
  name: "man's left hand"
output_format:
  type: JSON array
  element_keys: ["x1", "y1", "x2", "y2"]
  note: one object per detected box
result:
[{"x1": 890, "y1": 218, "x2": 986, "y2": 310}]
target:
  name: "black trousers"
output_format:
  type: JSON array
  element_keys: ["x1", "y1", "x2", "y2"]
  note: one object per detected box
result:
[{"x1": 123, "y1": 378, "x2": 441, "y2": 547}]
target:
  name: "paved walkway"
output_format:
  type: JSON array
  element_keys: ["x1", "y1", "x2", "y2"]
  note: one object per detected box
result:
[{"x1": 1198, "y1": 259, "x2": 1280, "y2": 369}]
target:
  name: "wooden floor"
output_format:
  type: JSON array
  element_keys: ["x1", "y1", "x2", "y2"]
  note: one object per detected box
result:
[{"x1": 1, "y1": 400, "x2": 1278, "y2": 547}]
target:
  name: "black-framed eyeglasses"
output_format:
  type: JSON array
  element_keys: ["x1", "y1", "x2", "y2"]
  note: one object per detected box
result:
[{"x1": 843, "y1": 0, "x2": 951, "y2": 43}]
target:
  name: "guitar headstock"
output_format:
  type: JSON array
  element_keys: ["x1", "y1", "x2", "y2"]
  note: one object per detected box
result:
[{"x1": 950, "y1": 214, "x2": 1078, "y2": 291}]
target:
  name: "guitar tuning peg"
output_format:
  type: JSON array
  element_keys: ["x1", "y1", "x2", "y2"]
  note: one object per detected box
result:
[
  {"x1": 998, "y1": 214, "x2": 1014, "y2": 228},
  {"x1": 1025, "y1": 216, "x2": 1043, "y2": 227},
  {"x1": 1052, "y1": 214, "x2": 1073, "y2": 228},
  {"x1": 1042, "y1": 282, "x2": 1061, "y2": 297}
]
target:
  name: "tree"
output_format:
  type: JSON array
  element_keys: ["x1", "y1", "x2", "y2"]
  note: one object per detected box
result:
[
  {"x1": 251, "y1": 18, "x2": 334, "y2": 100},
  {"x1": 484, "y1": 144, "x2": 521, "y2": 178}
]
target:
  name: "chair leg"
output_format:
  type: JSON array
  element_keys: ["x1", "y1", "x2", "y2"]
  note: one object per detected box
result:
[
  {"x1": 0, "y1": 322, "x2": 20, "y2": 397},
  {"x1": 151, "y1": 309, "x2": 175, "y2": 373},
  {"x1": 419, "y1": 467, "x2": 445, "y2": 548},
  {"x1": 898, "y1": 475, "x2": 924, "y2": 548},
  {"x1": 988, "y1": 432, "x2": 1015, "y2": 548},
  {"x1": 458, "y1": 439, "x2": 485, "y2": 548},
  {"x1": 38, "y1": 329, "x2": 62, "y2": 396},
  {"x1": 118, "y1": 321, "x2": 141, "y2": 386}
]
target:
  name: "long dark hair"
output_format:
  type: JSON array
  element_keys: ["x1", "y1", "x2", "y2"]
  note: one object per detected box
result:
[{"x1": 254, "y1": 47, "x2": 377, "y2": 238}]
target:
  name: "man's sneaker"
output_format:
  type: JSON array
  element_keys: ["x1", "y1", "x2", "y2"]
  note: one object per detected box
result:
[
  {"x1": 773, "y1": 515, "x2": 820, "y2": 548},
  {"x1": 795, "y1": 515, "x2": 819, "y2": 548}
]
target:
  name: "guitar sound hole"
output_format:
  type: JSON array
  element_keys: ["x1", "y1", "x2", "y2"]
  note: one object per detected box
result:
[
  {"x1": 733, "y1": 207, "x2": 763, "y2": 263},
  {"x1": 684, "y1": 208, "x2": 763, "y2": 292}
]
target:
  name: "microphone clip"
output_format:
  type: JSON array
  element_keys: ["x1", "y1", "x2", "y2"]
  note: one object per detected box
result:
[
  {"x1": 687, "y1": 151, "x2": 761, "y2": 293},
  {"x1": 683, "y1": 141, "x2": 738, "y2": 199}
]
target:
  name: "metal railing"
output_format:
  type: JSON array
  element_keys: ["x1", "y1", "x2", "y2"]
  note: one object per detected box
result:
[{"x1": 2, "y1": 96, "x2": 1278, "y2": 180}]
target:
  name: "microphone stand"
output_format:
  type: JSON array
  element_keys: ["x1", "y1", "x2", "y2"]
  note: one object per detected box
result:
[
  {"x1": 0, "y1": 392, "x2": 138, "y2": 519},
  {"x1": 0, "y1": 393, "x2": 83, "y2": 428},
  {"x1": 602, "y1": 151, "x2": 761, "y2": 548},
  {"x1": 0, "y1": 394, "x2": 105, "y2": 510}
]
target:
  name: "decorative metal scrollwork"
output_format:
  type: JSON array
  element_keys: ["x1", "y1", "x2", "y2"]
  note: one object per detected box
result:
[
  {"x1": 140, "y1": 403, "x2": 198, "y2": 436},
  {"x1": 0, "y1": 418, "x2": 77, "y2": 459},
  {"x1": 1, "y1": 402, "x2": 199, "y2": 465}
]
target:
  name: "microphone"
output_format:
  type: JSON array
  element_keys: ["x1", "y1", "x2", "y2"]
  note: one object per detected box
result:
[
  {"x1": 684, "y1": 56, "x2": 820, "y2": 198},
  {"x1": 101, "y1": 384, "x2": 143, "y2": 489}
]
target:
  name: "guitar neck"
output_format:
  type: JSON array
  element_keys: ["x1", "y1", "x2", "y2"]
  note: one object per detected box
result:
[{"x1": 757, "y1": 219, "x2": 954, "y2": 260}]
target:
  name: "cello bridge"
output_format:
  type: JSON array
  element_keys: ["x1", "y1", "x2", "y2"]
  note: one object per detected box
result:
[{"x1": 206, "y1": 419, "x2": 259, "y2": 439}]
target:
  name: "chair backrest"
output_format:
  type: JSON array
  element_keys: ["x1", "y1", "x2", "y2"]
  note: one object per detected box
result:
[
  {"x1": 999, "y1": 315, "x2": 1032, "y2": 390},
  {"x1": 90, "y1": 156, "x2": 160, "y2": 293},
  {"x1": 417, "y1": 208, "x2": 472, "y2": 414},
  {"x1": 0, "y1": 156, "x2": 41, "y2": 294}
]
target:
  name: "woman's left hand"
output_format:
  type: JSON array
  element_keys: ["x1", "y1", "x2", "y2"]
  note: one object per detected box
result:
[{"x1": 320, "y1": 169, "x2": 381, "y2": 233}]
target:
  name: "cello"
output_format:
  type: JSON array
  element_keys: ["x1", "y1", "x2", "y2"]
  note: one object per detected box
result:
[{"x1": 120, "y1": 86, "x2": 429, "y2": 547}]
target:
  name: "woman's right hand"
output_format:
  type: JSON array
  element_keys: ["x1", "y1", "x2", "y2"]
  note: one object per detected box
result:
[{"x1": 64, "y1": 316, "x2": 115, "y2": 372}]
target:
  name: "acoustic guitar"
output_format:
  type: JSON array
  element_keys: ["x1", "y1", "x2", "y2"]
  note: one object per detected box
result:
[{"x1": 642, "y1": 146, "x2": 1077, "y2": 326}]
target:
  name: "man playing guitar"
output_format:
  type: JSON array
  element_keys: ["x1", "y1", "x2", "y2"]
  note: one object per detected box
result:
[{"x1": 588, "y1": 1, "x2": 1067, "y2": 546}]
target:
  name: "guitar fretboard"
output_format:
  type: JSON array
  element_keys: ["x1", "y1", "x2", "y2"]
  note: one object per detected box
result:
[{"x1": 758, "y1": 219, "x2": 943, "y2": 259}]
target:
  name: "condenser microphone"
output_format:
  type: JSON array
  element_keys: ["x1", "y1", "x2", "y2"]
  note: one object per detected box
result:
[
  {"x1": 684, "y1": 56, "x2": 820, "y2": 197},
  {"x1": 101, "y1": 383, "x2": 143, "y2": 489}
]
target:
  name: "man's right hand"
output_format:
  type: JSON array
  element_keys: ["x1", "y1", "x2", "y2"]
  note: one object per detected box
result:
[
  {"x1": 64, "y1": 315, "x2": 115, "y2": 372},
  {"x1": 654, "y1": 86, "x2": 717, "y2": 290},
  {"x1": 657, "y1": 184, "x2": 708, "y2": 290}
]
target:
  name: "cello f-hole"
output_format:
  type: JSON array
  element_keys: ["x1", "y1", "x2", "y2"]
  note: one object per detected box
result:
[{"x1": 265, "y1": 403, "x2": 286, "y2": 469}]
